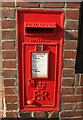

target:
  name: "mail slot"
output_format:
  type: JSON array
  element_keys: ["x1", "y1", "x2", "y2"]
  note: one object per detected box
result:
[{"x1": 17, "y1": 9, "x2": 64, "y2": 111}]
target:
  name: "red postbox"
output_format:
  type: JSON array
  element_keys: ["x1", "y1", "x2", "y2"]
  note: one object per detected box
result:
[{"x1": 17, "y1": 9, "x2": 64, "y2": 111}]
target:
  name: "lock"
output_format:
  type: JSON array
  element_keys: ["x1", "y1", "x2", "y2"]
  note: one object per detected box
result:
[{"x1": 17, "y1": 9, "x2": 64, "y2": 111}]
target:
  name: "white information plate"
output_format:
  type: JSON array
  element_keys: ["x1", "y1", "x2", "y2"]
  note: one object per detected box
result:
[{"x1": 31, "y1": 52, "x2": 48, "y2": 77}]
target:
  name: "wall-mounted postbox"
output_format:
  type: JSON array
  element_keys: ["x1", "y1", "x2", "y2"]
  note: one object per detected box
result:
[{"x1": 17, "y1": 9, "x2": 64, "y2": 111}]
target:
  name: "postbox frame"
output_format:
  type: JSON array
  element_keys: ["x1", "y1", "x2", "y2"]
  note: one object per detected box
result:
[{"x1": 17, "y1": 9, "x2": 64, "y2": 111}]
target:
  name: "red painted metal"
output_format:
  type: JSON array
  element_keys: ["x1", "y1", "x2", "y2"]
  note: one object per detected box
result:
[{"x1": 17, "y1": 9, "x2": 64, "y2": 111}]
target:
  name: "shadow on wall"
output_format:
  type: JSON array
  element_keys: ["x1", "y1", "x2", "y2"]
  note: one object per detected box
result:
[{"x1": 75, "y1": 1, "x2": 83, "y2": 73}]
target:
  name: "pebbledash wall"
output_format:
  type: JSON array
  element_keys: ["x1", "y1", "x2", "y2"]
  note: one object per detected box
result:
[{"x1": 0, "y1": 1, "x2": 83, "y2": 119}]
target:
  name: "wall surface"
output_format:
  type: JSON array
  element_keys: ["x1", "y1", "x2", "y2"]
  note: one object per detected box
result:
[{"x1": 1, "y1": 1, "x2": 83, "y2": 119}]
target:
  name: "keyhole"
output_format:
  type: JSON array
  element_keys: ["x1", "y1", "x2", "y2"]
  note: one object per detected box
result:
[{"x1": 37, "y1": 45, "x2": 42, "y2": 51}]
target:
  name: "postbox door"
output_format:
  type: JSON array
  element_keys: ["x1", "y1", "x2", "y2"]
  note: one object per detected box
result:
[{"x1": 22, "y1": 42, "x2": 58, "y2": 110}]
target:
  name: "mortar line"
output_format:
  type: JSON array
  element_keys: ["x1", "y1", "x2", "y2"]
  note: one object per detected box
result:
[
  {"x1": 2, "y1": 49, "x2": 16, "y2": 52},
  {"x1": 64, "y1": 40, "x2": 78, "y2": 41},
  {"x1": 15, "y1": 0, "x2": 16, "y2": 7},
  {"x1": 4, "y1": 78, "x2": 16, "y2": 81},
  {"x1": 0, "y1": 5, "x2": 80, "y2": 10},
  {"x1": 2, "y1": 59, "x2": 16, "y2": 61},
  {"x1": 1, "y1": 29, "x2": 15, "y2": 31},
  {"x1": 4, "y1": 77, "x2": 17, "y2": 79},
  {"x1": 5, "y1": 86, "x2": 17, "y2": 88},
  {"x1": 6, "y1": 102, "x2": 17, "y2": 104},
  {"x1": 2, "y1": 39, "x2": 15, "y2": 41},
  {"x1": 14, "y1": 7, "x2": 20, "y2": 117},
  {"x1": 3, "y1": 68, "x2": 16, "y2": 70}
]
